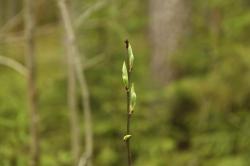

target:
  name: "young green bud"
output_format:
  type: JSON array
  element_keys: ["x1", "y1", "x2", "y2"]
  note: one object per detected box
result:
[
  {"x1": 123, "y1": 134, "x2": 132, "y2": 141},
  {"x1": 128, "y1": 43, "x2": 134, "y2": 71},
  {"x1": 122, "y1": 61, "x2": 128, "y2": 88},
  {"x1": 130, "y1": 83, "x2": 136, "y2": 113}
]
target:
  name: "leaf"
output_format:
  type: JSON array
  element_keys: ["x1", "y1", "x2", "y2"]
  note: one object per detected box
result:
[
  {"x1": 128, "y1": 43, "x2": 134, "y2": 71},
  {"x1": 122, "y1": 61, "x2": 128, "y2": 88},
  {"x1": 130, "y1": 83, "x2": 136, "y2": 113},
  {"x1": 123, "y1": 134, "x2": 132, "y2": 141}
]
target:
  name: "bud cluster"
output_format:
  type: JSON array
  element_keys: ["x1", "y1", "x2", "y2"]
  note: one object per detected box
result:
[{"x1": 122, "y1": 40, "x2": 136, "y2": 144}]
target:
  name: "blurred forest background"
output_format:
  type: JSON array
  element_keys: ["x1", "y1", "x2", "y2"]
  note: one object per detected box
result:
[{"x1": 1, "y1": 0, "x2": 250, "y2": 166}]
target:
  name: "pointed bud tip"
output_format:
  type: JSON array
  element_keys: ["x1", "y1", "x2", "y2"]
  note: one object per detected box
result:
[
  {"x1": 123, "y1": 134, "x2": 132, "y2": 141},
  {"x1": 124, "y1": 39, "x2": 129, "y2": 49}
]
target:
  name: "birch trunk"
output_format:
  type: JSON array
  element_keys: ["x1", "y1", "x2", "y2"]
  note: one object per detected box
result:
[
  {"x1": 57, "y1": 0, "x2": 93, "y2": 165},
  {"x1": 149, "y1": 0, "x2": 189, "y2": 84},
  {"x1": 24, "y1": 0, "x2": 40, "y2": 165}
]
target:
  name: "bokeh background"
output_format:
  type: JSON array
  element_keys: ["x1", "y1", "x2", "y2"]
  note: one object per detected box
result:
[{"x1": 1, "y1": 0, "x2": 250, "y2": 166}]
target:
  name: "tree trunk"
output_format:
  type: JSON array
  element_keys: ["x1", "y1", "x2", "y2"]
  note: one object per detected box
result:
[
  {"x1": 23, "y1": 0, "x2": 40, "y2": 166},
  {"x1": 63, "y1": 1, "x2": 81, "y2": 163},
  {"x1": 149, "y1": 0, "x2": 189, "y2": 84},
  {"x1": 57, "y1": 0, "x2": 93, "y2": 165},
  {"x1": 65, "y1": 34, "x2": 81, "y2": 164}
]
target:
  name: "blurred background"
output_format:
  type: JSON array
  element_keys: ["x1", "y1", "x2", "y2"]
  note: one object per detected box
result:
[{"x1": 1, "y1": 0, "x2": 250, "y2": 166}]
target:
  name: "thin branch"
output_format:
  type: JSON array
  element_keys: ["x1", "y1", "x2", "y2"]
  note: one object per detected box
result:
[
  {"x1": 123, "y1": 40, "x2": 135, "y2": 166},
  {"x1": 24, "y1": 0, "x2": 40, "y2": 165},
  {"x1": 126, "y1": 60, "x2": 132, "y2": 166},
  {"x1": 74, "y1": 33, "x2": 93, "y2": 166},
  {"x1": 0, "y1": 10, "x2": 23, "y2": 34},
  {"x1": 0, "y1": 55, "x2": 27, "y2": 76},
  {"x1": 1, "y1": 24, "x2": 58, "y2": 43},
  {"x1": 75, "y1": 0, "x2": 108, "y2": 28},
  {"x1": 83, "y1": 54, "x2": 105, "y2": 70},
  {"x1": 64, "y1": 27, "x2": 81, "y2": 164},
  {"x1": 57, "y1": 0, "x2": 93, "y2": 166},
  {"x1": 0, "y1": 0, "x2": 44, "y2": 35},
  {"x1": 62, "y1": 1, "x2": 81, "y2": 164}
]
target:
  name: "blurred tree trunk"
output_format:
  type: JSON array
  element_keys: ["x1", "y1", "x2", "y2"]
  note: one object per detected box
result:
[
  {"x1": 65, "y1": 33, "x2": 81, "y2": 165},
  {"x1": 24, "y1": 0, "x2": 40, "y2": 166},
  {"x1": 149, "y1": 0, "x2": 189, "y2": 84},
  {"x1": 57, "y1": 0, "x2": 93, "y2": 165},
  {"x1": 63, "y1": 0, "x2": 81, "y2": 164}
]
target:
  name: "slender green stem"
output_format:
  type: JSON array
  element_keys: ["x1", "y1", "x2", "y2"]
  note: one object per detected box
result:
[
  {"x1": 126, "y1": 77, "x2": 132, "y2": 166},
  {"x1": 125, "y1": 40, "x2": 132, "y2": 166}
]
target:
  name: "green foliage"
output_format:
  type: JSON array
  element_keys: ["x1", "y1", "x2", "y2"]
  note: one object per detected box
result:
[
  {"x1": 1, "y1": 0, "x2": 250, "y2": 165},
  {"x1": 158, "y1": 0, "x2": 250, "y2": 165}
]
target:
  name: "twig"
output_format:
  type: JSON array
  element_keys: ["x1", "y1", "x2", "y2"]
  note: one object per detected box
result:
[
  {"x1": 0, "y1": 24, "x2": 58, "y2": 43},
  {"x1": 0, "y1": 0, "x2": 44, "y2": 35},
  {"x1": 75, "y1": 0, "x2": 108, "y2": 28},
  {"x1": 122, "y1": 40, "x2": 136, "y2": 166},
  {"x1": 0, "y1": 55, "x2": 27, "y2": 76},
  {"x1": 74, "y1": 48, "x2": 93, "y2": 166},
  {"x1": 125, "y1": 41, "x2": 132, "y2": 166},
  {"x1": 0, "y1": 10, "x2": 23, "y2": 34},
  {"x1": 24, "y1": 0, "x2": 40, "y2": 165},
  {"x1": 64, "y1": 13, "x2": 81, "y2": 164},
  {"x1": 83, "y1": 54, "x2": 105, "y2": 70},
  {"x1": 57, "y1": 0, "x2": 93, "y2": 165}
]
